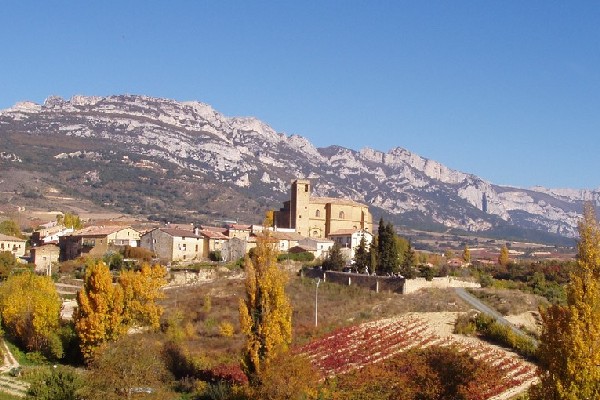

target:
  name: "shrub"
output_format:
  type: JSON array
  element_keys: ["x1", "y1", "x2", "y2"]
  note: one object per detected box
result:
[
  {"x1": 209, "y1": 250, "x2": 223, "y2": 262},
  {"x1": 219, "y1": 321, "x2": 235, "y2": 338},
  {"x1": 473, "y1": 313, "x2": 537, "y2": 360},
  {"x1": 277, "y1": 252, "x2": 315, "y2": 262},
  {"x1": 479, "y1": 272, "x2": 494, "y2": 287},
  {"x1": 123, "y1": 246, "x2": 154, "y2": 262},
  {"x1": 454, "y1": 313, "x2": 477, "y2": 335}
]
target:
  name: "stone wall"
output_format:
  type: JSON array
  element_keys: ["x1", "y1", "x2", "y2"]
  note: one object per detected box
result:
[
  {"x1": 302, "y1": 268, "x2": 405, "y2": 294},
  {"x1": 402, "y1": 277, "x2": 480, "y2": 294},
  {"x1": 168, "y1": 268, "x2": 217, "y2": 286}
]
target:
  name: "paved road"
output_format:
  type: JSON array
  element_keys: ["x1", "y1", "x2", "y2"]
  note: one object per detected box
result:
[{"x1": 454, "y1": 287, "x2": 538, "y2": 345}]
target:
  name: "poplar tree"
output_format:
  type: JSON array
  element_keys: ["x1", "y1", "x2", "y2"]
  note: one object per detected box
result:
[
  {"x1": 462, "y1": 245, "x2": 471, "y2": 264},
  {"x1": 239, "y1": 235, "x2": 292, "y2": 381},
  {"x1": 118, "y1": 263, "x2": 167, "y2": 329},
  {"x1": 74, "y1": 261, "x2": 126, "y2": 363},
  {"x1": 531, "y1": 203, "x2": 600, "y2": 399},
  {"x1": 498, "y1": 244, "x2": 510, "y2": 266}
]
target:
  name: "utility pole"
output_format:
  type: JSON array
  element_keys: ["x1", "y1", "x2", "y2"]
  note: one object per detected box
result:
[{"x1": 315, "y1": 278, "x2": 321, "y2": 327}]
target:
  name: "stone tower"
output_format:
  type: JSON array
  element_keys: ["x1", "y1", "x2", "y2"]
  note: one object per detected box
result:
[{"x1": 290, "y1": 179, "x2": 311, "y2": 235}]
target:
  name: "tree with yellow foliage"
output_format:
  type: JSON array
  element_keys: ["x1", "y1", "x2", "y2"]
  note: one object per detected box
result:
[
  {"x1": 57, "y1": 212, "x2": 83, "y2": 230},
  {"x1": 74, "y1": 261, "x2": 126, "y2": 362},
  {"x1": 531, "y1": 203, "x2": 600, "y2": 399},
  {"x1": 263, "y1": 210, "x2": 275, "y2": 228},
  {"x1": 239, "y1": 235, "x2": 292, "y2": 381},
  {"x1": 462, "y1": 244, "x2": 471, "y2": 264},
  {"x1": 498, "y1": 244, "x2": 509, "y2": 266},
  {"x1": 75, "y1": 261, "x2": 169, "y2": 362},
  {"x1": 119, "y1": 263, "x2": 167, "y2": 329},
  {"x1": 0, "y1": 272, "x2": 61, "y2": 354}
]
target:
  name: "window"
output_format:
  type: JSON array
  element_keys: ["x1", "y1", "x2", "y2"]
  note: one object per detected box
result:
[
  {"x1": 315, "y1": 210, "x2": 320, "y2": 218},
  {"x1": 339, "y1": 211, "x2": 345, "y2": 219},
  {"x1": 305, "y1": 184, "x2": 309, "y2": 192}
]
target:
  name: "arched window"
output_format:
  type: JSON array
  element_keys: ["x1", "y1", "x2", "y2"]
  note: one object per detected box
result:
[
  {"x1": 315, "y1": 210, "x2": 321, "y2": 218},
  {"x1": 339, "y1": 211, "x2": 345, "y2": 219}
]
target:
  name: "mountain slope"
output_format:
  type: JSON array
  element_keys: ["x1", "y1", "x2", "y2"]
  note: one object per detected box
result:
[{"x1": 0, "y1": 94, "x2": 597, "y2": 243}]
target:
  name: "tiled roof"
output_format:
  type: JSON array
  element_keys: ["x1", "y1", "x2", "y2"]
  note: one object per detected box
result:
[
  {"x1": 200, "y1": 230, "x2": 229, "y2": 240},
  {"x1": 290, "y1": 244, "x2": 316, "y2": 252},
  {"x1": 72, "y1": 225, "x2": 133, "y2": 237},
  {"x1": 303, "y1": 237, "x2": 334, "y2": 243},
  {"x1": 0, "y1": 233, "x2": 26, "y2": 242},
  {"x1": 229, "y1": 224, "x2": 252, "y2": 230},
  {"x1": 199, "y1": 225, "x2": 228, "y2": 234},
  {"x1": 160, "y1": 228, "x2": 203, "y2": 239},
  {"x1": 259, "y1": 231, "x2": 305, "y2": 241}
]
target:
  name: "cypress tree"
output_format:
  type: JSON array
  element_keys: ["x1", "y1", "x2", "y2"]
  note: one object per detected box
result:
[{"x1": 353, "y1": 236, "x2": 369, "y2": 273}]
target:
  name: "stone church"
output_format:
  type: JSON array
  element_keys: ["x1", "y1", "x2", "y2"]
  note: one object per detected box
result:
[{"x1": 274, "y1": 179, "x2": 373, "y2": 238}]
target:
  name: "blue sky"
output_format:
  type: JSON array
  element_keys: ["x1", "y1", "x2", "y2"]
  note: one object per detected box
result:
[{"x1": 1, "y1": 1, "x2": 599, "y2": 189}]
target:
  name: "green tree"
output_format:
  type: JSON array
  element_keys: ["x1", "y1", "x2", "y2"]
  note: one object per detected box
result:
[
  {"x1": 377, "y1": 220, "x2": 399, "y2": 275},
  {"x1": 0, "y1": 272, "x2": 62, "y2": 355},
  {"x1": 0, "y1": 219, "x2": 22, "y2": 238},
  {"x1": 498, "y1": 244, "x2": 510, "y2": 266},
  {"x1": 239, "y1": 236, "x2": 292, "y2": 381},
  {"x1": 74, "y1": 261, "x2": 126, "y2": 363},
  {"x1": 368, "y1": 235, "x2": 378, "y2": 272},
  {"x1": 353, "y1": 236, "x2": 369, "y2": 273},
  {"x1": 395, "y1": 235, "x2": 409, "y2": 266},
  {"x1": 26, "y1": 366, "x2": 82, "y2": 400},
  {"x1": 400, "y1": 241, "x2": 417, "y2": 278},
  {"x1": 531, "y1": 203, "x2": 600, "y2": 399},
  {"x1": 322, "y1": 242, "x2": 345, "y2": 271},
  {"x1": 0, "y1": 251, "x2": 17, "y2": 279}
]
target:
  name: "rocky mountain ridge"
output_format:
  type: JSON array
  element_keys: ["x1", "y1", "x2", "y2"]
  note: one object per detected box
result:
[{"x1": 1, "y1": 94, "x2": 598, "y2": 242}]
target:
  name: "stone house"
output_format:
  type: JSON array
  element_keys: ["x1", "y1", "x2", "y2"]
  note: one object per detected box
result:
[
  {"x1": 30, "y1": 244, "x2": 60, "y2": 275},
  {"x1": 59, "y1": 225, "x2": 141, "y2": 261},
  {"x1": 227, "y1": 224, "x2": 252, "y2": 240},
  {"x1": 31, "y1": 224, "x2": 74, "y2": 246},
  {"x1": 222, "y1": 236, "x2": 254, "y2": 262},
  {"x1": 201, "y1": 229, "x2": 230, "y2": 257},
  {"x1": 141, "y1": 228, "x2": 205, "y2": 263},
  {"x1": 0, "y1": 233, "x2": 26, "y2": 258}
]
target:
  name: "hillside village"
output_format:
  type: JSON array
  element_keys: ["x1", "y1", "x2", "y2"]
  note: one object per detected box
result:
[
  {"x1": 0, "y1": 179, "x2": 584, "y2": 400},
  {"x1": 1, "y1": 178, "x2": 576, "y2": 278}
]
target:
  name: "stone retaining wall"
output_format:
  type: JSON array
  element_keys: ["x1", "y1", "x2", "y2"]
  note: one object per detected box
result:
[
  {"x1": 302, "y1": 269, "x2": 405, "y2": 294},
  {"x1": 402, "y1": 277, "x2": 480, "y2": 294}
]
